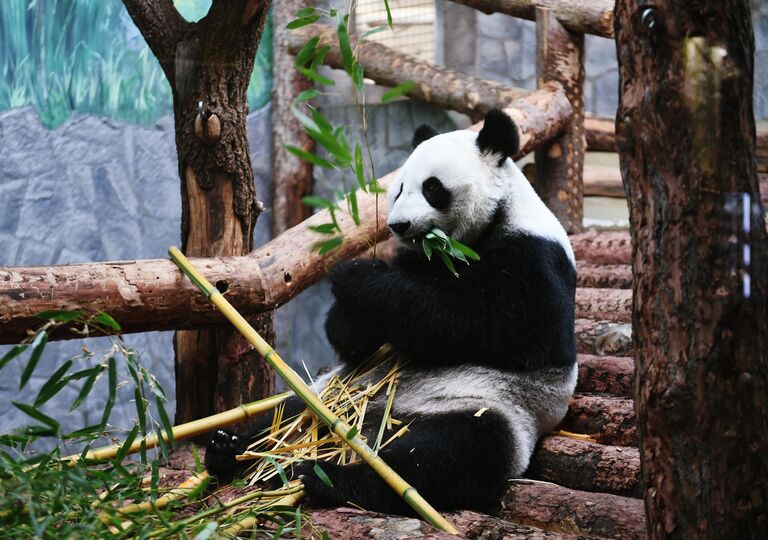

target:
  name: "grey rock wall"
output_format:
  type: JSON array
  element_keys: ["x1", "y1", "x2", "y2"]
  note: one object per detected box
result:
[{"x1": 0, "y1": 105, "x2": 276, "y2": 443}]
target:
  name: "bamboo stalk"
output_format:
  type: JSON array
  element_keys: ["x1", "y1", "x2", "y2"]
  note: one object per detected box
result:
[
  {"x1": 168, "y1": 247, "x2": 458, "y2": 535},
  {"x1": 60, "y1": 393, "x2": 291, "y2": 466},
  {"x1": 222, "y1": 480, "x2": 305, "y2": 537}
]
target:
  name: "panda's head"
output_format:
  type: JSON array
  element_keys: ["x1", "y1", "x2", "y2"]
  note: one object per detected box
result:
[{"x1": 387, "y1": 109, "x2": 520, "y2": 247}]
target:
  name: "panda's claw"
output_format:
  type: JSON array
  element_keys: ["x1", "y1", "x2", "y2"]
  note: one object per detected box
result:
[{"x1": 205, "y1": 428, "x2": 249, "y2": 483}]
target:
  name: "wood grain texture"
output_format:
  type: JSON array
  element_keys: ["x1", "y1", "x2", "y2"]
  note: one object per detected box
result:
[{"x1": 563, "y1": 394, "x2": 637, "y2": 447}]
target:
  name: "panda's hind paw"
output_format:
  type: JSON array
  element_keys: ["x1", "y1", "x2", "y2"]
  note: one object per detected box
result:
[
  {"x1": 204, "y1": 429, "x2": 249, "y2": 483},
  {"x1": 292, "y1": 461, "x2": 342, "y2": 508}
]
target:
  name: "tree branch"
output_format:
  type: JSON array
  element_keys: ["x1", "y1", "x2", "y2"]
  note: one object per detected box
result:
[{"x1": 122, "y1": 0, "x2": 189, "y2": 86}]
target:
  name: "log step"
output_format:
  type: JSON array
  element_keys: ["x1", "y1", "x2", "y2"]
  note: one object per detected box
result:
[
  {"x1": 577, "y1": 354, "x2": 634, "y2": 397},
  {"x1": 563, "y1": 394, "x2": 637, "y2": 447},
  {"x1": 529, "y1": 435, "x2": 641, "y2": 498},
  {"x1": 502, "y1": 480, "x2": 646, "y2": 540},
  {"x1": 571, "y1": 231, "x2": 632, "y2": 265},
  {"x1": 575, "y1": 318, "x2": 634, "y2": 357},
  {"x1": 577, "y1": 262, "x2": 632, "y2": 289},
  {"x1": 576, "y1": 287, "x2": 631, "y2": 322}
]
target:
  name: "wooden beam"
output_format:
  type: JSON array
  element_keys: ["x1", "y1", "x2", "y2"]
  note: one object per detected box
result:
[
  {"x1": 0, "y1": 88, "x2": 572, "y2": 345},
  {"x1": 577, "y1": 354, "x2": 635, "y2": 396},
  {"x1": 534, "y1": 7, "x2": 585, "y2": 233},
  {"x1": 563, "y1": 394, "x2": 637, "y2": 447},
  {"x1": 286, "y1": 24, "x2": 531, "y2": 122},
  {"x1": 575, "y1": 318, "x2": 634, "y2": 357},
  {"x1": 449, "y1": 0, "x2": 615, "y2": 38}
]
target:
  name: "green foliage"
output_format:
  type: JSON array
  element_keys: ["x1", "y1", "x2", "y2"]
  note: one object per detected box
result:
[
  {"x1": 422, "y1": 228, "x2": 481, "y2": 277},
  {"x1": 0, "y1": 0, "x2": 273, "y2": 128}
]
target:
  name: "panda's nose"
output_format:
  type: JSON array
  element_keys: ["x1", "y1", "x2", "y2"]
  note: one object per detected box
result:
[{"x1": 389, "y1": 221, "x2": 411, "y2": 235}]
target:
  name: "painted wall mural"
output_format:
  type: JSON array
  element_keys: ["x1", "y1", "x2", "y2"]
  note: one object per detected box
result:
[{"x1": 0, "y1": 0, "x2": 273, "y2": 128}]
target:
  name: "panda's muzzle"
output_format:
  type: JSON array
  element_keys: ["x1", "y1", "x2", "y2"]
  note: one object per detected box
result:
[{"x1": 389, "y1": 221, "x2": 411, "y2": 236}]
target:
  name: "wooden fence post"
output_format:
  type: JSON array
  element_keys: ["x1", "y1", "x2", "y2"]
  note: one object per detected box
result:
[{"x1": 534, "y1": 7, "x2": 585, "y2": 234}]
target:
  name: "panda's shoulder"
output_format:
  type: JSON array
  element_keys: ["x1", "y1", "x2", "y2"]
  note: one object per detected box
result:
[{"x1": 486, "y1": 232, "x2": 576, "y2": 284}]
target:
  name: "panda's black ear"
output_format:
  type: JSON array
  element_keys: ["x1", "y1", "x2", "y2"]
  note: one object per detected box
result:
[
  {"x1": 412, "y1": 124, "x2": 439, "y2": 149},
  {"x1": 476, "y1": 109, "x2": 520, "y2": 166}
]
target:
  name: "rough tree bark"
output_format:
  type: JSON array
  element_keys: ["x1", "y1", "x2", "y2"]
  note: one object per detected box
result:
[
  {"x1": 121, "y1": 0, "x2": 274, "y2": 425},
  {"x1": 272, "y1": 0, "x2": 314, "y2": 236},
  {"x1": 615, "y1": 0, "x2": 768, "y2": 537}
]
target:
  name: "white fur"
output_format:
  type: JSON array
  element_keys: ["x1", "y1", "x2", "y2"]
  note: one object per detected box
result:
[{"x1": 387, "y1": 129, "x2": 575, "y2": 265}]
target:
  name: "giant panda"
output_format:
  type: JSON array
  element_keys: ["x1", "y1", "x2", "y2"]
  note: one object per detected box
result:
[{"x1": 205, "y1": 109, "x2": 577, "y2": 515}]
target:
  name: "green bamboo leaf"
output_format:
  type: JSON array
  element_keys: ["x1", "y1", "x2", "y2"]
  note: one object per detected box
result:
[
  {"x1": 135, "y1": 388, "x2": 146, "y2": 434},
  {"x1": 70, "y1": 365, "x2": 104, "y2": 411},
  {"x1": 308, "y1": 223, "x2": 339, "y2": 235},
  {"x1": 156, "y1": 396, "x2": 174, "y2": 447},
  {"x1": 309, "y1": 106, "x2": 335, "y2": 135},
  {"x1": 353, "y1": 63, "x2": 365, "y2": 93},
  {"x1": 310, "y1": 45, "x2": 331, "y2": 73},
  {"x1": 98, "y1": 357, "x2": 117, "y2": 431},
  {"x1": 312, "y1": 236, "x2": 344, "y2": 254},
  {"x1": 354, "y1": 144, "x2": 366, "y2": 190},
  {"x1": 150, "y1": 458, "x2": 160, "y2": 501},
  {"x1": 192, "y1": 444, "x2": 203, "y2": 474},
  {"x1": 345, "y1": 425, "x2": 359, "y2": 440},
  {"x1": 298, "y1": 66, "x2": 335, "y2": 86},
  {"x1": 265, "y1": 456, "x2": 289, "y2": 486},
  {"x1": 115, "y1": 425, "x2": 139, "y2": 462},
  {"x1": 13, "y1": 402, "x2": 59, "y2": 431},
  {"x1": 19, "y1": 331, "x2": 48, "y2": 390},
  {"x1": 383, "y1": 0, "x2": 394, "y2": 28},
  {"x1": 337, "y1": 17, "x2": 354, "y2": 75},
  {"x1": 294, "y1": 37, "x2": 319, "y2": 67},
  {"x1": 312, "y1": 463, "x2": 334, "y2": 487},
  {"x1": 286, "y1": 15, "x2": 320, "y2": 29},
  {"x1": 381, "y1": 80, "x2": 417, "y2": 103},
  {"x1": 449, "y1": 239, "x2": 480, "y2": 261},
  {"x1": 286, "y1": 145, "x2": 335, "y2": 168},
  {"x1": 296, "y1": 7, "x2": 316, "y2": 18},
  {"x1": 422, "y1": 238, "x2": 433, "y2": 260},
  {"x1": 34, "y1": 309, "x2": 82, "y2": 322},
  {"x1": 63, "y1": 424, "x2": 102, "y2": 439},
  {"x1": 33, "y1": 360, "x2": 73, "y2": 407},
  {"x1": 0, "y1": 344, "x2": 27, "y2": 371},
  {"x1": 361, "y1": 25, "x2": 389, "y2": 39},
  {"x1": 295, "y1": 89, "x2": 320, "y2": 103},
  {"x1": 94, "y1": 312, "x2": 121, "y2": 331},
  {"x1": 347, "y1": 190, "x2": 360, "y2": 226},
  {"x1": 437, "y1": 250, "x2": 458, "y2": 277},
  {"x1": 302, "y1": 196, "x2": 337, "y2": 210}
]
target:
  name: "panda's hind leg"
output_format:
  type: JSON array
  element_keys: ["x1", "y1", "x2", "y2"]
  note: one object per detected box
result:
[{"x1": 294, "y1": 410, "x2": 511, "y2": 514}]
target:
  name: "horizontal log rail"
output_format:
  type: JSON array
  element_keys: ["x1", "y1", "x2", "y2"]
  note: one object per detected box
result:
[
  {"x1": 0, "y1": 88, "x2": 572, "y2": 345},
  {"x1": 575, "y1": 318, "x2": 634, "y2": 357},
  {"x1": 577, "y1": 354, "x2": 634, "y2": 396},
  {"x1": 563, "y1": 394, "x2": 637, "y2": 447},
  {"x1": 286, "y1": 24, "x2": 530, "y2": 122},
  {"x1": 449, "y1": 0, "x2": 615, "y2": 39}
]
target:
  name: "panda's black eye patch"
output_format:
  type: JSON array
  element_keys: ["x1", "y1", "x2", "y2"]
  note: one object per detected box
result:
[{"x1": 422, "y1": 177, "x2": 451, "y2": 210}]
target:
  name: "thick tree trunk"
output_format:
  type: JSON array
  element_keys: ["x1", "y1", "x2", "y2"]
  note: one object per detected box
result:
[
  {"x1": 615, "y1": 1, "x2": 768, "y2": 536},
  {"x1": 122, "y1": 0, "x2": 274, "y2": 426}
]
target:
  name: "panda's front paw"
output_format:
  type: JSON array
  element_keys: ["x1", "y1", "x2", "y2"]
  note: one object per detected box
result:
[
  {"x1": 292, "y1": 461, "x2": 344, "y2": 508},
  {"x1": 329, "y1": 259, "x2": 390, "y2": 309},
  {"x1": 325, "y1": 302, "x2": 386, "y2": 364},
  {"x1": 205, "y1": 429, "x2": 249, "y2": 483}
]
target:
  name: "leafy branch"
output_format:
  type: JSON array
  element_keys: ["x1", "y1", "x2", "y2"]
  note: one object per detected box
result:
[{"x1": 422, "y1": 228, "x2": 481, "y2": 277}]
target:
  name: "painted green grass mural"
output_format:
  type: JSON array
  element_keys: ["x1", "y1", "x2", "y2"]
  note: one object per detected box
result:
[{"x1": 0, "y1": 0, "x2": 272, "y2": 128}]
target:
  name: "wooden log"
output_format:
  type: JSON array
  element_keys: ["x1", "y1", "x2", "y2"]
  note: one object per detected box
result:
[
  {"x1": 585, "y1": 114, "x2": 617, "y2": 151},
  {"x1": 577, "y1": 354, "x2": 635, "y2": 397},
  {"x1": 575, "y1": 287, "x2": 632, "y2": 322},
  {"x1": 575, "y1": 318, "x2": 634, "y2": 357},
  {"x1": 576, "y1": 262, "x2": 632, "y2": 289},
  {"x1": 0, "y1": 89, "x2": 572, "y2": 345},
  {"x1": 570, "y1": 230, "x2": 632, "y2": 265},
  {"x1": 309, "y1": 508, "x2": 583, "y2": 539},
  {"x1": 534, "y1": 7, "x2": 585, "y2": 234},
  {"x1": 449, "y1": 0, "x2": 615, "y2": 38},
  {"x1": 271, "y1": 0, "x2": 314, "y2": 236},
  {"x1": 286, "y1": 24, "x2": 531, "y2": 122},
  {"x1": 529, "y1": 435, "x2": 641, "y2": 497},
  {"x1": 563, "y1": 394, "x2": 637, "y2": 447},
  {"x1": 583, "y1": 165, "x2": 625, "y2": 197},
  {"x1": 501, "y1": 480, "x2": 646, "y2": 539}
]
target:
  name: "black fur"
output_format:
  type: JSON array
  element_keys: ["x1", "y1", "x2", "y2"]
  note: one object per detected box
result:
[
  {"x1": 421, "y1": 177, "x2": 452, "y2": 210},
  {"x1": 476, "y1": 109, "x2": 520, "y2": 166},
  {"x1": 412, "y1": 124, "x2": 439, "y2": 148}
]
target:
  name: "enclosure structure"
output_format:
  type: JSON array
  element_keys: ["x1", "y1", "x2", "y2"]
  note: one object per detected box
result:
[{"x1": 1, "y1": 0, "x2": 767, "y2": 537}]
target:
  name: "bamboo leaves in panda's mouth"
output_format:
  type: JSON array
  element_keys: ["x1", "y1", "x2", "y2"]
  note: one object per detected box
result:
[{"x1": 422, "y1": 228, "x2": 481, "y2": 277}]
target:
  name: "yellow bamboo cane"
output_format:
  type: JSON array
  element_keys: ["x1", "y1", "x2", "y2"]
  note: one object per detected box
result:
[
  {"x1": 59, "y1": 392, "x2": 291, "y2": 466},
  {"x1": 168, "y1": 246, "x2": 458, "y2": 535}
]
